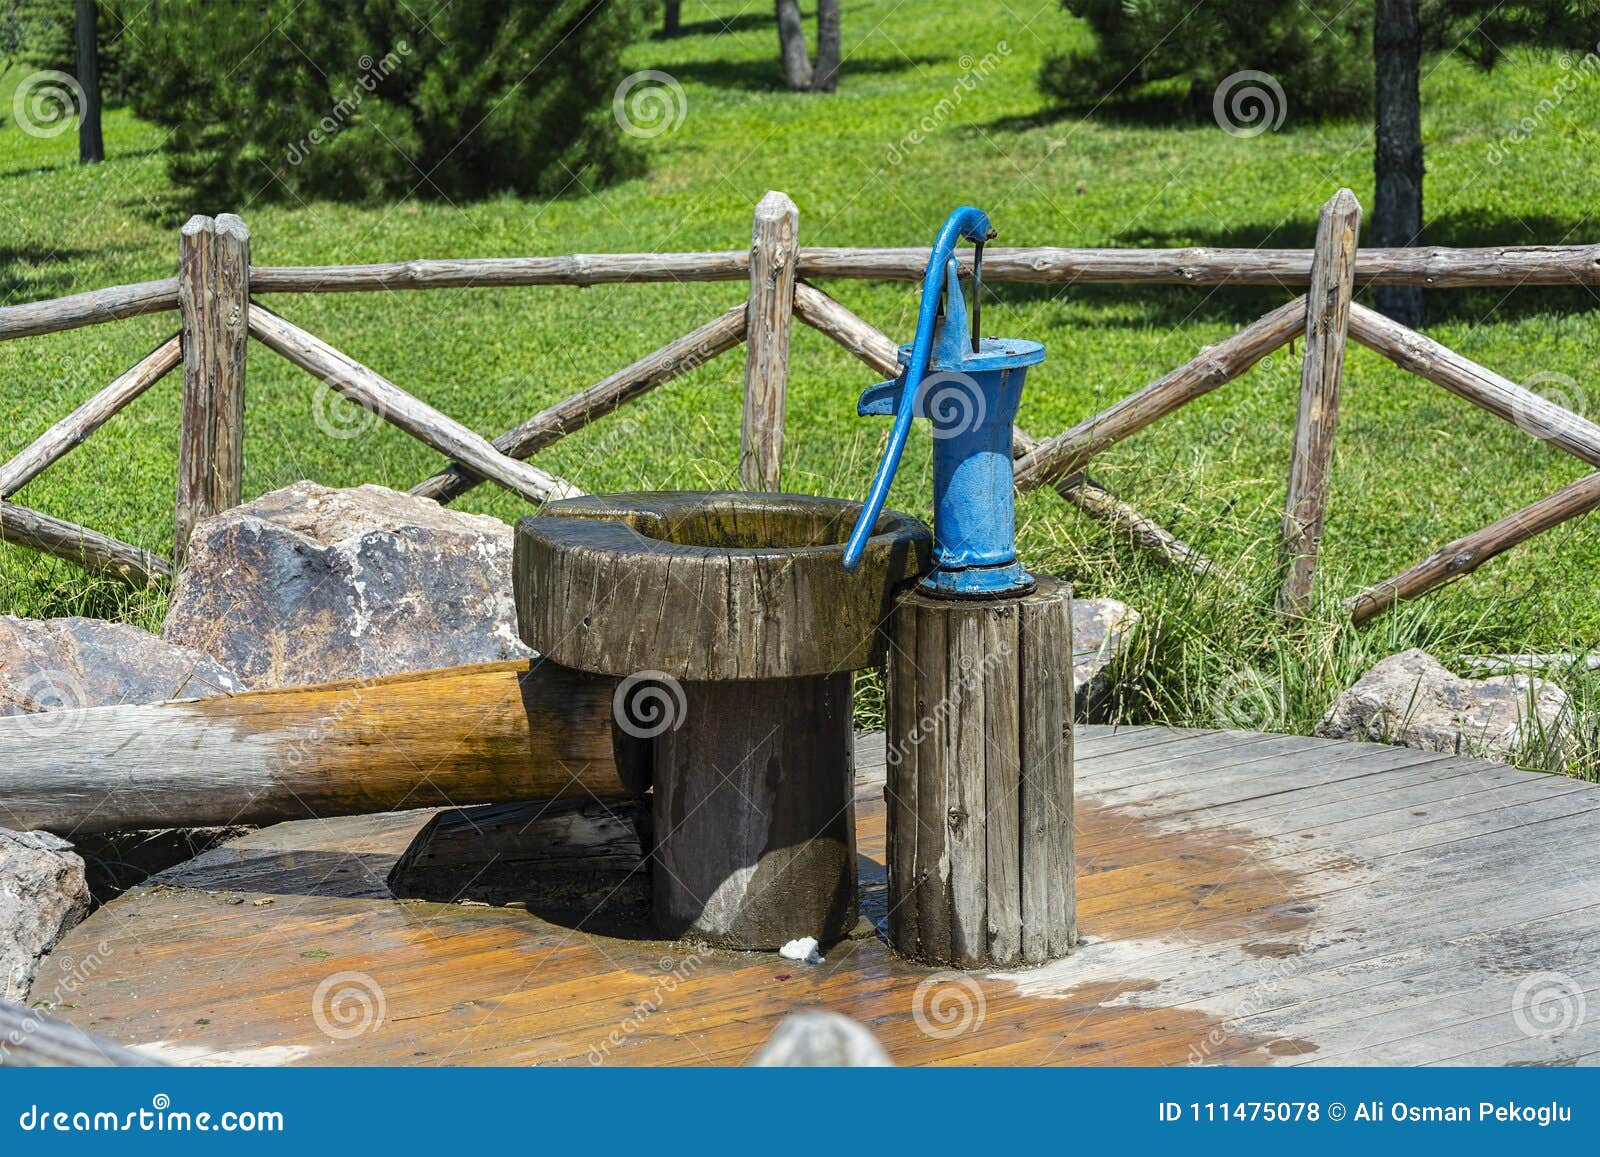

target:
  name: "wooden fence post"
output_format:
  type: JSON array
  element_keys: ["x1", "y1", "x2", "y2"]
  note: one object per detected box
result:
[
  {"x1": 1279, "y1": 189, "x2": 1360, "y2": 615},
  {"x1": 739, "y1": 191, "x2": 799, "y2": 491},
  {"x1": 175, "y1": 213, "x2": 249, "y2": 565}
]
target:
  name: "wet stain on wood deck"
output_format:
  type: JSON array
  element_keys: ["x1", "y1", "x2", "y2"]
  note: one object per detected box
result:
[{"x1": 33, "y1": 726, "x2": 1600, "y2": 1066}]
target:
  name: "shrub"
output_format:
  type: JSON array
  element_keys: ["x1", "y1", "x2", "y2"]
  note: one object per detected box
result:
[
  {"x1": 1040, "y1": 2, "x2": 1600, "y2": 122},
  {"x1": 119, "y1": 0, "x2": 647, "y2": 204},
  {"x1": 1039, "y1": 0, "x2": 1372, "y2": 119}
]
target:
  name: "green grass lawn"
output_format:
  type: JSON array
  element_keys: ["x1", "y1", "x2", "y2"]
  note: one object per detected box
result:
[{"x1": 2, "y1": 0, "x2": 1598, "y2": 765}]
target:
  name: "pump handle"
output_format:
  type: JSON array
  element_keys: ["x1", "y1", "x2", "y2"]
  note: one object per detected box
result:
[{"x1": 841, "y1": 206, "x2": 992, "y2": 572}]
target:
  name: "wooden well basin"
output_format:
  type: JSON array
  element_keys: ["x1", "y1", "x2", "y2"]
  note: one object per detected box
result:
[
  {"x1": 514, "y1": 490, "x2": 931, "y2": 951},
  {"x1": 35, "y1": 726, "x2": 1600, "y2": 1066},
  {"x1": 514, "y1": 490, "x2": 930, "y2": 680}
]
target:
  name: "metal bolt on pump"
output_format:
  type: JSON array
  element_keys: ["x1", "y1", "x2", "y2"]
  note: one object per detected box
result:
[{"x1": 841, "y1": 206, "x2": 1045, "y2": 598}]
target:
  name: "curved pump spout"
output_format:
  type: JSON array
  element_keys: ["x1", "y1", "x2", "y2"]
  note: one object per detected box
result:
[{"x1": 840, "y1": 206, "x2": 1045, "y2": 599}]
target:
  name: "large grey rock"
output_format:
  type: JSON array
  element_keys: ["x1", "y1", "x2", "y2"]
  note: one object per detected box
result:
[
  {"x1": 1072, "y1": 598, "x2": 1140, "y2": 722},
  {"x1": 0, "y1": 615, "x2": 245, "y2": 715},
  {"x1": 1, "y1": 829, "x2": 90, "y2": 1003},
  {"x1": 1316, "y1": 648, "x2": 1569, "y2": 766},
  {"x1": 163, "y1": 481, "x2": 531, "y2": 688}
]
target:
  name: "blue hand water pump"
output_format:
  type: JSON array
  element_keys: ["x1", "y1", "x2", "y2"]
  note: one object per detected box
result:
[{"x1": 840, "y1": 206, "x2": 1045, "y2": 598}]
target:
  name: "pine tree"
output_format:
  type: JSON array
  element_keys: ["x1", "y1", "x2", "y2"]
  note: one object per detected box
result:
[{"x1": 120, "y1": 0, "x2": 647, "y2": 204}]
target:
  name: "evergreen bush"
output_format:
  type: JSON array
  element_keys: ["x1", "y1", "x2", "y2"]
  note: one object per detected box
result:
[{"x1": 119, "y1": 0, "x2": 646, "y2": 203}]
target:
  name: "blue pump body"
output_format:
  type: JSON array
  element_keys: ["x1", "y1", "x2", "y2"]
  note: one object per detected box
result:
[{"x1": 841, "y1": 207, "x2": 1044, "y2": 598}]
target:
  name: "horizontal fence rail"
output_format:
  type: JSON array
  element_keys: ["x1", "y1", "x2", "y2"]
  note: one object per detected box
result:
[
  {"x1": 248, "y1": 251, "x2": 751, "y2": 292},
  {"x1": 8, "y1": 244, "x2": 1598, "y2": 340},
  {"x1": 0, "y1": 189, "x2": 1596, "y2": 624},
  {"x1": 792, "y1": 244, "x2": 1600, "y2": 286}
]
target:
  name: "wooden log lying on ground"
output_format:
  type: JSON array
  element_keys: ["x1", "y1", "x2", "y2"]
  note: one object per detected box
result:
[
  {"x1": 247, "y1": 304, "x2": 581, "y2": 503},
  {"x1": 0, "y1": 997, "x2": 164, "y2": 1067},
  {"x1": 792, "y1": 281, "x2": 1214, "y2": 573},
  {"x1": 0, "y1": 279, "x2": 180, "y2": 342},
  {"x1": 0, "y1": 501, "x2": 171, "y2": 585},
  {"x1": 1346, "y1": 470, "x2": 1600, "y2": 623},
  {"x1": 794, "y1": 244, "x2": 1600, "y2": 286},
  {"x1": 1348, "y1": 302, "x2": 1600, "y2": 468},
  {"x1": 1011, "y1": 296, "x2": 1308, "y2": 490},
  {"x1": 0, "y1": 660, "x2": 648, "y2": 836},
  {"x1": 0, "y1": 334, "x2": 181, "y2": 498},
  {"x1": 413, "y1": 303, "x2": 747, "y2": 504}
]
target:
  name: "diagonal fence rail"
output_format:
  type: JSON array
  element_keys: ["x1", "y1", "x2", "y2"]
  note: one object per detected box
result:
[{"x1": 1, "y1": 189, "x2": 1596, "y2": 623}]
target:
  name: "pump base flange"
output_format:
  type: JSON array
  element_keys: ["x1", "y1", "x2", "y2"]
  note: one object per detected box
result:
[{"x1": 918, "y1": 559, "x2": 1036, "y2": 599}]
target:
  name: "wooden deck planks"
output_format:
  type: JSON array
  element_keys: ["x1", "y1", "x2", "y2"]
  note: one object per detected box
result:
[{"x1": 32, "y1": 726, "x2": 1600, "y2": 1067}]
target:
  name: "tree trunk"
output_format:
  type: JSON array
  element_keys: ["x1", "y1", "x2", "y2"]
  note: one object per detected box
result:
[
  {"x1": 662, "y1": 1, "x2": 681, "y2": 37},
  {"x1": 775, "y1": 0, "x2": 814, "y2": 91},
  {"x1": 812, "y1": 0, "x2": 841, "y2": 92},
  {"x1": 1373, "y1": 0, "x2": 1423, "y2": 327},
  {"x1": 75, "y1": 0, "x2": 103, "y2": 164}
]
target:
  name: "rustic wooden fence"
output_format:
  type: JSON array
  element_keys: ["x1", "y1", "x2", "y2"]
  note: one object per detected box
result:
[{"x1": 3, "y1": 187, "x2": 1599, "y2": 622}]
